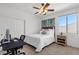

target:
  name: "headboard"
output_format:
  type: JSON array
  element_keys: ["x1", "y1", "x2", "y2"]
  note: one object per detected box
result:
[{"x1": 42, "y1": 26, "x2": 55, "y2": 29}]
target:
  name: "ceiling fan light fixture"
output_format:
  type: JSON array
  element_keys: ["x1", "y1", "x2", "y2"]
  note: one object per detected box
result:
[
  {"x1": 40, "y1": 8, "x2": 43, "y2": 12},
  {"x1": 43, "y1": 12, "x2": 45, "y2": 14},
  {"x1": 33, "y1": 3, "x2": 54, "y2": 15},
  {"x1": 44, "y1": 9, "x2": 48, "y2": 12},
  {"x1": 43, "y1": 12, "x2": 46, "y2": 15}
]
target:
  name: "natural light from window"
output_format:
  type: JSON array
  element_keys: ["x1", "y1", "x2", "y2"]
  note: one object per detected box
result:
[{"x1": 58, "y1": 13, "x2": 77, "y2": 35}]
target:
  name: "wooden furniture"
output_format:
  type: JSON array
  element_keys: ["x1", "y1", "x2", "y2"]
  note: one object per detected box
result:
[{"x1": 57, "y1": 35, "x2": 66, "y2": 46}]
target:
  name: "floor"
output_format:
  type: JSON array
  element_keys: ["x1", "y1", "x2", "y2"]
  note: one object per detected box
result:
[
  {"x1": 1, "y1": 43, "x2": 79, "y2": 55},
  {"x1": 22, "y1": 43, "x2": 79, "y2": 55}
]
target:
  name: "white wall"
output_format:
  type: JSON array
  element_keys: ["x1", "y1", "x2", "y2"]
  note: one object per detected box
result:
[
  {"x1": 25, "y1": 13, "x2": 41, "y2": 35},
  {"x1": 0, "y1": 4, "x2": 41, "y2": 38},
  {"x1": 67, "y1": 34, "x2": 79, "y2": 48}
]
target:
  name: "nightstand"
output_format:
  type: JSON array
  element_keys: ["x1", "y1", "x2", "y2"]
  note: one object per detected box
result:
[{"x1": 57, "y1": 35, "x2": 67, "y2": 46}]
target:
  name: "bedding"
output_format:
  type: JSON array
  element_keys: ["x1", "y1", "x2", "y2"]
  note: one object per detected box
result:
[
  {"x1": 40, "y1": 29, "x2": 48, "y2": 34},
  {"x1": 25, "y1": 29, "x2": 55, "y2": 52}
]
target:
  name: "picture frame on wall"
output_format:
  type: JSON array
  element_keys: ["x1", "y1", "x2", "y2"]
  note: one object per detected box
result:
[{"x1": 42, "y1": 18, "x2": 55, "y2": 28}]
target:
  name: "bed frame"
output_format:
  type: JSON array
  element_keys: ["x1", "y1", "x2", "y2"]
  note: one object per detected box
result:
[{"x1": 42, "y1": 26, "x2": 55, "y2": 29}]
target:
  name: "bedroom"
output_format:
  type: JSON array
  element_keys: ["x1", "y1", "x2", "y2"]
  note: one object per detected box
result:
[{"x1": 0, "y1": 3, "x2": 79, "y2": 55}]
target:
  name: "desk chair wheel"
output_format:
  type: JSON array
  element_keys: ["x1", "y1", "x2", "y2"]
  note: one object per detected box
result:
[
  {"x1": 17, "y1": 51, "x2": 26, "y2": 55},
  {"x1": 22, "y1": 52, "x2": 25, "y2": 55}
]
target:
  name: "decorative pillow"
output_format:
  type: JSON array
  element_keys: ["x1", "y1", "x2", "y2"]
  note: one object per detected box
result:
[
  {"x1": 47, "y1": 29, "x2": 54, "y2": 35},
  {"x1": 41, "y1": 31, "x2": 47, "y2": 34},
  {"x1": 40, "y1": 29, "x2": 48, "y2": 34}
]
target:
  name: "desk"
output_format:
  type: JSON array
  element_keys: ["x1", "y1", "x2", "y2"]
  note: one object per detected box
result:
[{"x1": 1, "y1": 39, "x2": 26, "y2": 55}]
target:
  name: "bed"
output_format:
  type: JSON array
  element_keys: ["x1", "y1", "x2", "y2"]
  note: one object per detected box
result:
[{"x1": 25, "y1": 27, "x2": 55, "y2": 52}]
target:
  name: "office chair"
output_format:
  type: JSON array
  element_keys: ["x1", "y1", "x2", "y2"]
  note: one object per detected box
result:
[
  {"x1": 14, "y1": 35, "x2": 25, "y2": 41},
  {"x1": 14, "y1": 35, "x2": 26, "y2": 55},
  {"x1": 20, "y1": 35, "x2": 25, "y2": 40}
]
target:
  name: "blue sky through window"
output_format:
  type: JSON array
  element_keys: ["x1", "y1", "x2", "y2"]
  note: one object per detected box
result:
[
  {"x1": 68, "y1": 14, "x2": 77, "y2": 24},
  {"x1": 58, "y1": 13, "x2": 77, "y2": 26},
  {"x1": 58, "y1": 16, "x2": 66, "y2": 26}
]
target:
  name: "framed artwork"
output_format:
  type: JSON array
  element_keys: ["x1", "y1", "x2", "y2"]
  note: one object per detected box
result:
[{"x1": 42, "y1": 18, "x2": 55, "y2": 28}]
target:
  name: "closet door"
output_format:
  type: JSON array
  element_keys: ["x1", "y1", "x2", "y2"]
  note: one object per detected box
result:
[
  {"x1": 0, "y1": 17, "x2": 8, "y2": 39},
  {"x1": 7, "y1": 19, "x2": 24, "y2": 38},
  {"x1": 0, "y1": 17, "x2": 24, "y2": 40}
]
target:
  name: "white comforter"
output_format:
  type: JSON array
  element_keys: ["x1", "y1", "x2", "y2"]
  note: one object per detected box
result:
[{"x1": 25, "y1": 34, "x2": 55, "y2": 52}]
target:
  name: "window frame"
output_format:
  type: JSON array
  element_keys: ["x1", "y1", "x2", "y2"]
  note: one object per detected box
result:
[{"x1": 58, "y1": 12, "x2": 78, "y2": 34}]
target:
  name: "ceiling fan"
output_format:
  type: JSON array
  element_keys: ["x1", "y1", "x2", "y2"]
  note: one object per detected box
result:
[{"x1": 33, "y1": 3, "x2": 54, "y2": 15}]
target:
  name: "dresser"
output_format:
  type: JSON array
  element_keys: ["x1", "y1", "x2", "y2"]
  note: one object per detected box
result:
[{"x1": 57, "y1": 35, "x2": 67, "y2": 46}]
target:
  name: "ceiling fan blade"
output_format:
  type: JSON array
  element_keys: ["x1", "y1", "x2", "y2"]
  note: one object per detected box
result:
[
  {"x1": 41, "y1": 3, "x2": 44, "y2": 6},
  {"x1": 45, "y1": 3, "x2": 50, "y2": 8},
  {"x1": 33, "y1": 7, "x2": 39, "y2": 9},
  {"x1": 35, "y1": 12, "x2": 39, "y2": 14},
  {"x1": 48, "y1": 9, "x2": 54, "y2": 11},
  {"x1": 43, "y1": 3, "x2": 50, "y2": 10}
]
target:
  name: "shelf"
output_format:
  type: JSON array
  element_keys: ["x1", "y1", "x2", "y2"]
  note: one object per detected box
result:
[
  {"x1": 57, "y1": 38, "x2": 65, "y2": 41},
  {"x1": 57, "y1": 35, "x2": 66, "y2": 46},
  {"x1": 57, "y1": 43, "x2": 65, "y2": 46},
  {"x1": 57, "y1": 41, "x2": 65, "y2": 43},
  {"x1": 57, "y1": 42, "x2": 65, "y2": 45}
]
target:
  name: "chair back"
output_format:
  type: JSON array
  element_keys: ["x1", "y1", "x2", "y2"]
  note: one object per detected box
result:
[
  {"x1": 20, "y1": 35, "x2": 25, "y2": 41},
  {"x1": 1, "y1": 39, "x2": 8, "y2": 44}
]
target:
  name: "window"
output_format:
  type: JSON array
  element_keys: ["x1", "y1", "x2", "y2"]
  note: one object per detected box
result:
[
  {"x1": 67, "y1": 14, "x2": 77, "y2": 33},
  {"x1": 58, "y1": 13, "x2": 78, "y2": 34},
  {"x1": 58, "y1": 16, "x2": 66, "y2": 34}
]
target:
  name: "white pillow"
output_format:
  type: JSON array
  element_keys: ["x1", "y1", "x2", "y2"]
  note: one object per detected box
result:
[
  {"x1": 40, "y1": 29, "x2": 48, "y2": 34},
  {"x1": 47, "y1": 29, "x2": 54, "y2": 35}
]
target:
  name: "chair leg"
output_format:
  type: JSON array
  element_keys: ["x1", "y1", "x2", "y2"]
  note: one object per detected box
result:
[
  {"x1": 19, "y1": 52, "x2": 26, "y2": 55},
  {"x1": 3, "y1": 50, "x2": 11, "y2": 55},
  {"x1": 22, "y1": 52, "x2": 25, "y2": 55}
]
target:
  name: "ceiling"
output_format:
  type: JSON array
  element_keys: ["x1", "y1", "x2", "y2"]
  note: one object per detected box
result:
[{"x1": 0, "y1": 3, "x2": 79, "y2": 14}]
